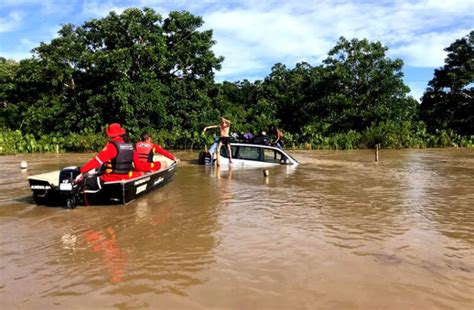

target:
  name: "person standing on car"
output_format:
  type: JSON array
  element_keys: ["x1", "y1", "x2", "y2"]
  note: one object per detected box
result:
[
  {"x1": 203, "y1": 117, "x2": 233, "y2": 166},
  {"x1": 270, "y1": 125, "x2": 284, "y2": 150}
]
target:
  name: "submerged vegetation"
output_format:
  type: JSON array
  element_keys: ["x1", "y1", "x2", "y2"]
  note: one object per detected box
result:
[{"x1": 0, "y1": 8, "x2": 472, "y2": 153}]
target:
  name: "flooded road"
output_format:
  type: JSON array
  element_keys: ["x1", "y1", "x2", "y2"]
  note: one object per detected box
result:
[{"x1": 1, "y1": 149, "x2": 473, "y2": 309}]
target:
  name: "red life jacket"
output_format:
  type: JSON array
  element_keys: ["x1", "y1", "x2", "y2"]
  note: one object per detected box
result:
[
  {"x1": 103, "y1": 141, "x2": 134, "y2": 174},
  {"x1": 135, "y1": 141, "x2": 154, "y2": 163}
]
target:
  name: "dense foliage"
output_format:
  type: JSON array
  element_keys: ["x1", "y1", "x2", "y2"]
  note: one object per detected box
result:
[
  {"x1": 2, "y1": 8, "x2": 223, "y2": 137},
  {"x1": 0, "y1": 8, "x2": 472, "y2": 153},
  {"x1": 419, "y1": 31, "x2": 473, "y2": 135}
]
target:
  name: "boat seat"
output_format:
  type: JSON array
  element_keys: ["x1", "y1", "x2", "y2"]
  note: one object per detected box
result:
[{"x1": 152, "y1": 155, "x2": 176, "y2": 172}]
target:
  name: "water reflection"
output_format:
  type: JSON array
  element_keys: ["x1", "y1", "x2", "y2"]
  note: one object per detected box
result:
[
  {"x1": 214, "y1": 165, "x2": 233, "y2": 206},
  {"x1": 401, "y1": 151, "x2": 474, "y2": 244},
  {"x1": 110, "y1": 166, "x2": 220, "y2": 297},
  {"x1": 1, "y1": 151, "x2": 474, "y2": 309},
  {"x1": 0, "y1": 159, "x2": 222, "y2": 306},
  {"x1": 83, "y1": 227, "x2": 126, "y2": 283},
  {"x1": 274, "y1": 162, "x2": 408, "y2": 251},
  {"x1": 150, "y1": 204, "x2": 173, "y2": 226},
  {"x1": 134, "y1": 199, "x2": 174, "y2": 226}
]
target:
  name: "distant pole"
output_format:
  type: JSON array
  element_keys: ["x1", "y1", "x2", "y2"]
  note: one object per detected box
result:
[{"x1": 375, "y1": 144, "x2": 379, "y2": 162}]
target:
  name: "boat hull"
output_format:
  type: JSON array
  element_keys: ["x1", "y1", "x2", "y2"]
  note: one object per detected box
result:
[{"x1": 28, "y1": 163, "x2": 177, "y2": 206}]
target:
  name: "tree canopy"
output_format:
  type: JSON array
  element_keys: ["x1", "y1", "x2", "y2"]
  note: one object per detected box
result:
[
  {"x1": 420, "y1": 31, "x2": 473, "y2": 135},
  {"x1": 2, "y1": 8, "x2": 223, "y2": 136},
  {"x1": 255, "y1": 38, "x2": 417, "y2": 135},
  {"x1": 0, "y1": 57, "x2": 19, "y2": 127},
  {"x1": 0, "y1": 8, "x2": 472, "y2": 151}
]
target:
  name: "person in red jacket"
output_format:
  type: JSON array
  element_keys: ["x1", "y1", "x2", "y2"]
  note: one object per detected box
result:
[
  {"x1": 135, "y1": 131, "x2": 177, "y2": 169},
  {"x1": 78, "y1": 123, "x2": 156, "y2": 182}
]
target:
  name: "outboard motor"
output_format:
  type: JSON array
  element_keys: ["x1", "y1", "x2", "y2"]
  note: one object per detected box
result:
[{"x1": 58, "y1": 166, "x2": 81, "y2": 209}]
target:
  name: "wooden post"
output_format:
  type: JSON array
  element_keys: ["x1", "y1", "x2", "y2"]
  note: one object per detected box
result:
[{"x1": 375, "y1": 144, "x2": 379, "y2": 162}]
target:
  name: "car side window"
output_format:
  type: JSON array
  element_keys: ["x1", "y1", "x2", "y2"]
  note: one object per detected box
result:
[
  {"x1": 264, "y1": 149, "x2": 281, "y2": 163},
  {"x1": 238, "y1": 146, "x2": 260, "y2": 160},
  {"x1": 220, "y1": 145, "x2": 238, "y2": 158}
]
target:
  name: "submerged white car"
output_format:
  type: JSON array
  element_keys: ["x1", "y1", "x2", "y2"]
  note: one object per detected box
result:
[{"x1": 198, "y1": 142, "x2": 299, "y2": 168}]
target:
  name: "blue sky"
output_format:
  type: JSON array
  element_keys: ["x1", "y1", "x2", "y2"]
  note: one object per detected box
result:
[{"x1": 1, "y1": 0, "x2": 472, "y2": 101}]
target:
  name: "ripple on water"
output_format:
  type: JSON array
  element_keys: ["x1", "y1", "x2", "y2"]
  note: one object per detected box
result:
[{"x1": 1, "y1": 151, "x2": 474, "y2": 309}]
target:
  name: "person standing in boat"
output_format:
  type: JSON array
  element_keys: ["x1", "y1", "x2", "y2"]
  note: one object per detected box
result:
[
  {"x1": 135, "y1": 131, "x2": 178, "y2": 170},
  {"x1": 203, "y1": 117, "x2": 233, "y2": 166},
  {"x1": 77, "y1": 123, "x2": 155, "y2": 182}
]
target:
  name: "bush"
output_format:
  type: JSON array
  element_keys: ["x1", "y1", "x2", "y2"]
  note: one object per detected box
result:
[
  {"x1": 0, "y1": 128, "x2": 106, "y2": 154},
  {"x1": 1, "y1": 125, "x2": 472, "y2": 155},
  {"x1": 329, "y1": 130, "x2": 362, "y2": 150}
]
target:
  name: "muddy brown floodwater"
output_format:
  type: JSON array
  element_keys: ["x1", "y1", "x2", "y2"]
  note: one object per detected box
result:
[{"x1": 0, "y1": 149, "x2": 473, "y2": 309}]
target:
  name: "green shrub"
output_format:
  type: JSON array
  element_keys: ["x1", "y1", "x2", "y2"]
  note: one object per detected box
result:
[{"x1": 1, "y1": 125, "x2": 472, "y2": 155}]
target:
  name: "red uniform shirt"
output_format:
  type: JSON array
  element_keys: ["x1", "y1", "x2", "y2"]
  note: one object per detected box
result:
[
  {"x1": 135, "y1": 141, "x2": 175, "y2": 162},
  {"x1": 80, "y1": 136, "x2": 159, "y2": 181}
]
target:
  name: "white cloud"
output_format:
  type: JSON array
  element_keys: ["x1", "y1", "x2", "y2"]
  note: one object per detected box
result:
[
  {"x1": 406, "y1": 0, "x2": 474, "y2": 13},
  {"x1": 200, "y1": 0, "x2": 472, "y2": 80},
  {"x1": 205, "y1": 7, "x2": 334, "y2": 80},
  {"x1": 406, "y1": 81, "x2": 429, "y2": 101},
  {"x1": 81, "y1": 0, "x2": 129, "y2": 18},
  {"x1": 389, "y1": 29, "x2": 472, "y2": 68},
  {"x1": 0, "y1": 50, "x2": 32, "y2": 61},
  {"x1": 1, "y1": 0, "x2": 471, "y2": 82},
  {"x1": 0, "y1": 12, "x2": 21, "y2": 33},
  {"x1": 0, "y1": 36, "x2": 38, "y2": 60},
  {"x1": 0, "y1": 0, "x2": 45, "y2": 8},
  {"x1": 19, "y1": 38, "x2": 35, "y2": 48},
  {"x1": 0, "y1": 0, "x2": 68, "y2": 15}
]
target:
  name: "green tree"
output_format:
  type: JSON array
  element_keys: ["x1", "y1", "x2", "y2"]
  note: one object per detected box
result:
[
  {"x1": 6, "y1": 8, "x2": 223, "y2": 137},
  {"x1": 321, "y1": 37, "x2": 417, "y2": 132},
  {"x1": 260, "y1": 38, "x2": 417, "y2": 139},
  {"x1": 210, "y1": 79, "x2": 278, "y2": 135},
  {"x1": 420, "y1": 31, "x2": 474, "y2": 135},
  {"x1": 0, "y1": 57, "x2": 20, "y2": 128},
  {"x1": 263, "y1": 62, "x2": 324, "y2": 133},
  {"x1": 162, "y1": 11, "x2": 224, "y2": 132}
]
